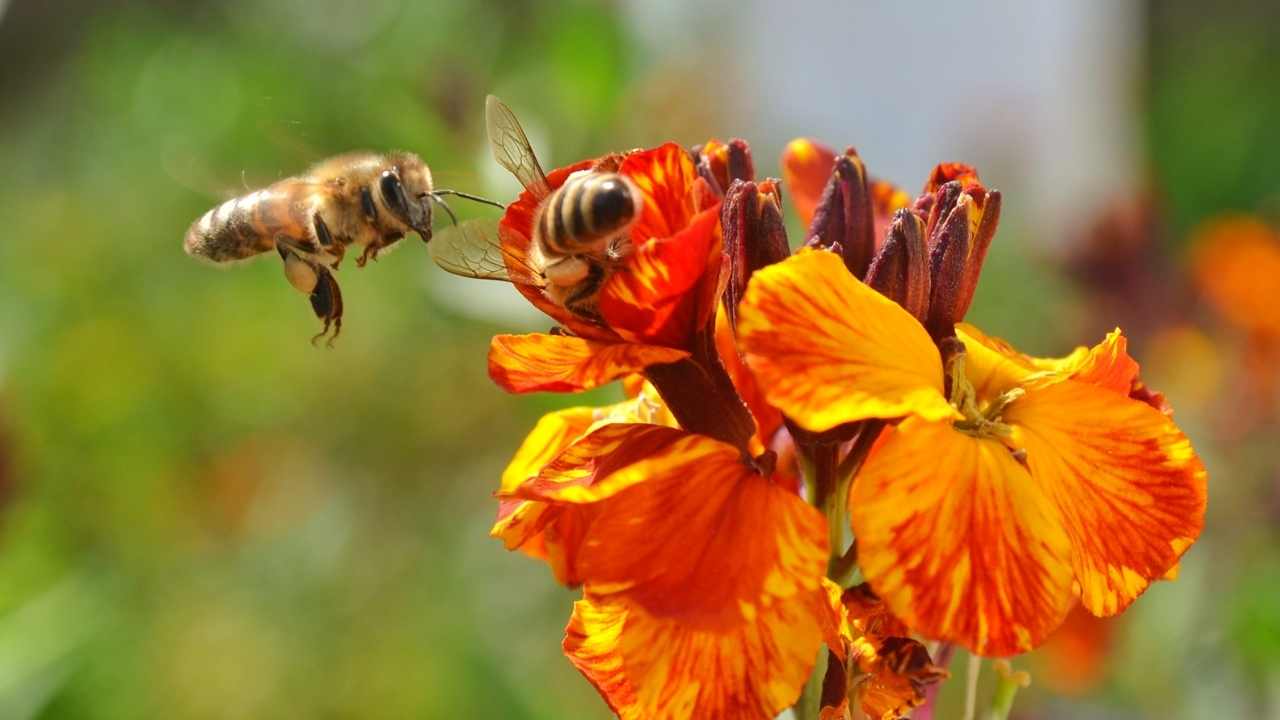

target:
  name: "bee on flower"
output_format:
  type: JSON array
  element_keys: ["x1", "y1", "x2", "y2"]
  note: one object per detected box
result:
[{"x1": 452, "y1": 99, "x2": 1207, "y2": 719}]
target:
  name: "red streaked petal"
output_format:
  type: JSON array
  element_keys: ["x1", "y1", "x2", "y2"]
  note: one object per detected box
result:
[
  {"x1": 1007, "y1": 379, "x2": 1208, "y2": 617},
  {"x1": 622, "y1": 142, "x2": 699, "y2": 241},
  {"x1": 738, "y1": 251, "x2": 955, "y2": 431},
  {"x1": 781, "y1": 138, "x2": 837, "y2": 229},
  {"x1": 564, "y1": 590, "x2": 827, "y2": 720},
  {"x1": 851, "y1": 418, "x2": 1075, "y2": 656},
  {"x1": 488, "y1": 333, "x2": 688, "y2": 393},
  {"x1": 599, "y1": 204, "x2": 722, "y2": 346}
]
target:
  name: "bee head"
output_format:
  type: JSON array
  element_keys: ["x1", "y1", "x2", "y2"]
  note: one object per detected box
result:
[{"x1": 379, "y1": 152, "x2": 434, "y2": 240}]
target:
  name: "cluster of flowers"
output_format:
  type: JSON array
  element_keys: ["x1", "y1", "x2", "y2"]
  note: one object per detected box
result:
[{"x1": 484, "y1": 136, "x2": 1207, "y2": 719}]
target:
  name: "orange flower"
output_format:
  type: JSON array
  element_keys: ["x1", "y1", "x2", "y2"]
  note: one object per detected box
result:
[
  {"x1": 499, "y1": 420, "x2": 830, "y2": 718},
  {"x1": 488, "y1": 144, "x2": 725, "y2": 394},
  {"x1": 738, "y1": 250, "x2": 1207, "y2": 656},
  {"x1": 1190, "y1": 215, "x2": 1280, "y2": 337},
  {"x1": 818, "y1": 580, "x2": 948, "y2": 720}
]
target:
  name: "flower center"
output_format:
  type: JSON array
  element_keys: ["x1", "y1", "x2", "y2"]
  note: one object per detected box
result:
[{"x1": 945, "y1": 345, "x2": 1022, "y2": 441}]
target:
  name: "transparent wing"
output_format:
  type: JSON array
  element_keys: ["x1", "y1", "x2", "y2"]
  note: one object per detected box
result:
[
  {"x1": 485, "y1": 95, "x2": 551, "y2": 200},
  {"x1": 429, "y1": 218, "x2": 543, "y2": 286}
]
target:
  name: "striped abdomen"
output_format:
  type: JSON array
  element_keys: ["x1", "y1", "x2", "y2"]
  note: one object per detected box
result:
[
  {"x1": 184, "y1": 185, "x2": 313, "y2": 263},
  {"x1": 533, "y1": 172, "x2": 639, "y2": 258}
]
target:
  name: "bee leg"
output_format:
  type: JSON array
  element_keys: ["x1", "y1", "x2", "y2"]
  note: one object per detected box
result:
[
  {"x1": 314, "y1": 216, "x2": 345, "y2": 270},
  {"x1": 308, "y1": 265, "x2": 344, "y2": 348}
]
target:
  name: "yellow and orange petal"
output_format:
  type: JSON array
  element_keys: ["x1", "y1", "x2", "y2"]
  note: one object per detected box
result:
[
  {"x1": 1190, "y1": 215, "x2": 1280, "y2": 336},
  {"x1": 851, "y1": 417, "x2": 1075, "y2": 657},
  {"x1": 565, "y1": 590, "x2": 827, "y2": 720},
  {"x1": 509, "y1": 422, "x2": 829, "y2": 718},
  {"x1": 957, "y1": 323, "x2": 1142, "y2": 400},
  {"x1": 781, "y1": 138, "x2": 837, "y2": 229},
  {"x1": 739, "y1": 250, "x2": 956, "y2": 431},
  {"x1": 488, "y1": 333, "x2": 688, "y2": 394},
  {"x1": 491, "y1": 390, "x2": 675, "y2": 585},
  {"x1": 1008, "y1": 379, "x2": 1207, "y2": 617}
]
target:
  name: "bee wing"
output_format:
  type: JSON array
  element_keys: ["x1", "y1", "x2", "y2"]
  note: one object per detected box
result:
[
  {"x1": 429, "y1": 218, "x2": 543, "y2": 286},
  {"x1": 485, "y1": 95, "x2": 551, "y2": 200}
]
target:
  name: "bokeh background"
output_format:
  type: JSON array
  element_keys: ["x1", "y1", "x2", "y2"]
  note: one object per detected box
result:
[{"x1": 0, "y1": 1, "x2": 1277, "y2": 717}]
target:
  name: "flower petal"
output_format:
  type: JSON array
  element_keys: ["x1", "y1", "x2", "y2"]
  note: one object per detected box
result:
[
  {"x1": 781, "y1": 138, "x2": 837, "y2": 229},
  {"x1": 488, "y1": 333, "x2": 688, "y2": 393},
  {"x1": 851, "y1": 417, "x2": 1075, "y2": 656},
  {"x1": 955, "y1": 323, "x2": 1038, "y2": 400},
  {"x1": 599, "y1": 204, "x2": 723, "y2": 346},
  {"x1": 1007, "y1": 379, "x2": 1208, "y2": 617},
  {"x1": 622, "y1": 142, "x2": 700, "y2": 241},
  {"x1": 492, "y1": 392, "x2": 675, "y2": 585},
  {"x1": 1032, "y1": 328, "x2": 1139, "y2": 395},
  {"x1": 957, "y1": 324, "x2": 1141, "y2": 400},
  {"x1": 564, "y1": 591, "x2": 827, "y2": 720},
  {"x1": 739, "y1": 251, "x2": 955, "y2": 431}
]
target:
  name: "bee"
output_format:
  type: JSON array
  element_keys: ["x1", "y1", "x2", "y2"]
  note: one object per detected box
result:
[
  {"x1": 429, "y1": 96, "x2": 642, "y2": 321},
  {"x1": 184, "y1": 151, "x2": 437, "y2": 345}
]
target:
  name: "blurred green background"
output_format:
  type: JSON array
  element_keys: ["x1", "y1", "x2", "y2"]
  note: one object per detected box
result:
[{"x1": 0, "y1": 1, "x2": 1276, "y2": 718}]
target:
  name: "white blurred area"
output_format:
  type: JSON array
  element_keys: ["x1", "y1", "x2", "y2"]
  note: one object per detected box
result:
[{"x1": 623, "y1": 0, "x2": 1143, "y2": 247}]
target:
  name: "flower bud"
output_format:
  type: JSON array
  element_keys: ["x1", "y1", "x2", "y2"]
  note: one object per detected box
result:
[
  {"x1": 694, "y1": 138, "x2": 755, "y2": 196},
  {"x1": 925, "y1": 188, "x2": 977, "y2": 339},
  {"x1": 921, "y1": 169, "x2": 1001, "y2": 338},
  {"x1": 805, "y1": 149, "x2": 875, "y2": 280},
  {"x1": 866, "y1": 209, "x2": 931, "y2": 322},
  {"x1": 722, "y1": 178, "x2": 790, "y2": 326}
]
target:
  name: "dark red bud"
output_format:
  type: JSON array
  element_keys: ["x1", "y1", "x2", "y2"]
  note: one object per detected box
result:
[
  {"x1": 694, "y1": 138, "x2": 756, "y2": 197},
  {"x1": 925, "y1": 192, "x2": 977, "y2": 339},
  {"x1": 866, "y1": 209, "x2": 931, "y2": 322},
  {"x1": 722, "y1": 178, "x2": 791, "y2": 328},
  {"x1": 804, "y1": 149, "x2": 875, "y2": 279},
  {"x1": 953, "y1": 189, "x2": 1000, "y2": 322}
]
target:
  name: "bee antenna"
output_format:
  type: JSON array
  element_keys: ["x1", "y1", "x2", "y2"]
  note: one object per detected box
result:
[
  {"x1": 431, "y1": 189, "x2": 506, "y2": 210},
  {"x1": 430, "y1": 195, "x2": 460, "y2": 227}
]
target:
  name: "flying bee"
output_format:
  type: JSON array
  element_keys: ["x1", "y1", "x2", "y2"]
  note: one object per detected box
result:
[
  {"x1": 429, "y1": 95, "x2": 642, "y2": 321},
  {"x1": 185, "y1": 151, "x2": 497, "y2": 345}
]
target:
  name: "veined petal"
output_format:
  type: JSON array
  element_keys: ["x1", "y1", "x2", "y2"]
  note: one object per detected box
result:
[
  {"x1": 599, "y1": 204, "x2": 723, "y2": 346},
  {"x1": 781, "y1": 138, "x2": 837, "y2": 229},
  {"x1": 955, "y1": 323, "x2": 1038, "y2": 400},
  {"x1": 851, "y1": 418, "x2": 1075, "y2": 656},
  {"x1": 957, "y1": 324, "x2": 1141, "y2": 401},
  {"x1": 488, "y1": 333, "x2": 688, "y2": 393},
  {"x1": 739, "y1": 251, "x2": 955, "y2": 431},
  {"x1": 1007, "y1": 380, "x2": 1207, "y2": 617},
  {"x1": 492, "y1": 406, "x2": 597, "y2": 571},
  {"x1": 492, "y1": 392, "x2": 675, "y2": 585},
  {"x1": 533, "y1": 430, "x2": 829, "y2": 620},
  {"x1": 565, "y1": 590, "x2": 827, "y2": 720},
  {"x1": 622, "y1": 142, "x2": 700, "y2": 241},
  {"x1": 1029, "y1": 328, "x2": 1139, "y2": 395}
]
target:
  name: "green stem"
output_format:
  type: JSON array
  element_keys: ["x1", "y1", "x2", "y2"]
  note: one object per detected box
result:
[{"x1": 986, "y1": 661, "x2": 1029, "y2": 720}]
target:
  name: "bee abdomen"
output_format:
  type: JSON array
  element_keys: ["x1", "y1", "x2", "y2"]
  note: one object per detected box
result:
[
  {"x1": 184, "y1": 191, "x2": 276, "y2": 263},
  {"x1": 536, "y1": 173, "x2": 638, "y2": 256}
]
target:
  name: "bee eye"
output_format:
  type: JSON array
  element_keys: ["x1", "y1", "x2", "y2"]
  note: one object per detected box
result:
[{"x1": 379, "y1": 171, "x2": 409, "y2": 220}]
